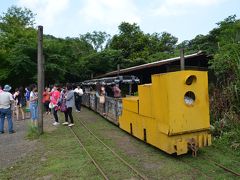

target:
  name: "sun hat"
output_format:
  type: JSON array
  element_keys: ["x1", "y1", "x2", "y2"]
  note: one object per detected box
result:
[{"x1": 3, "y1": 84, "x2": 12, "y2": 92}]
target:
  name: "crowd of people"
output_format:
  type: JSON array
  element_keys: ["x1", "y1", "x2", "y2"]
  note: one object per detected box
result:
[
  {"x1": 0, "y1": 82, "x2": 121, "y2": 134},
  {"x1": 0, "y1": 83, "x2": 86, "y2": 134}
]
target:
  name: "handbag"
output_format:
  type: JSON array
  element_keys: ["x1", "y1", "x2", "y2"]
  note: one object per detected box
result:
[
  {"x1": 60, "y1": 103, "x2": 67, "y2": 112},
  {"x1": 49, "y1": 102, "x2": 56, "y2": 109}
]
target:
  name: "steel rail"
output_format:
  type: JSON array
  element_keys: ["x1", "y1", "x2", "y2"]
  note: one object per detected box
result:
[
  {"x1": 70, "y1": 127, "x2": 109, "y2": 180},
  {"x1": 179, "y1": 155, "x2": 240, "y2": 177},
  {"x1": 203, "y1": 156, "x2": 240, "y2": 177},
  {"x1": 75, "y1": 117, "x2": 148, "y2": 180}
]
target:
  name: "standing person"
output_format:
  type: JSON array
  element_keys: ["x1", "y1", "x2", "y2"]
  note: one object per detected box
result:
[
  {"x1": 0, "y1": 85, "x2": 15, "y2": 134},
  {"x1": 60, "y1": 87, "x2": 68, "y2": 125},
  {"x1": 13, "y1": 88, "x2": 19, "y2": 120},
  {"x1": 25, "y1": 87, "x2": 30, "y2": 108},
  {"x1": 96, "y1": 85, "x2": 106, "y2": 115},
  {"x1": 112, "y1": 84, "x2": 121, "y2": 98},
  {"x1": 16, "y1": 87, "x2": 25, "y2": 120},
  {"x1": 29, "y1": 85, "x2": 38, "y2": 127},
  {"x1": 42, "y1": 87, "x2": 51, "y2": 114},
  {"x1": 74, "y1": 85, "x2": 83, "y2": 112},
  {"x1": 59, "y1": 86, "x2": 67, "y2": 109},
  {"x1": 50, "y1": 85, "x2": 60, "y2": 126},
  {"x1": 63, "y1": 84, "x2": 75, "y2": 127}
]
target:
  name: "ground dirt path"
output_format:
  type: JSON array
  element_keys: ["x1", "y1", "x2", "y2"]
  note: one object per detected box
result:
[
  {"x1": 0, "y1": 114, "x2": 55, "y2": 169},
  {"x1": 0, "y1": 119, "x2": 37, "y2": 168}
]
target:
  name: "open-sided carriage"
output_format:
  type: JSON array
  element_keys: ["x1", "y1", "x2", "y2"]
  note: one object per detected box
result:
[{"x1": 81, "y1": 76, "x2": 140, "y2": 125}]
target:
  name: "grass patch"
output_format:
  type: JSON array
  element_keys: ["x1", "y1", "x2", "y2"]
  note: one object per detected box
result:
[
  {"x1": 26, "y1": 123, "x2": 41, "y2": 140},
  {"x1": 213, "y1": 127, "x2": 240, "y2": 156}
]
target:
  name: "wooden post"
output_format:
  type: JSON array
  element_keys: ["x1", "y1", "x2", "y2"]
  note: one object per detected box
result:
[
  {"x1": 180, "y1": 48, "x2": 185, "y2": 70},
  {"x1": 37, "y1": 25, "x2": 44, "y2": 134}
]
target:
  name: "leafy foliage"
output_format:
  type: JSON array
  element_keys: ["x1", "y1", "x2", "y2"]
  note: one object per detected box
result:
[
  {"x1": 0, "y1": 6, "x2": 37, "y2": 86},
  {"x1": 80, "y1": 31, "x2": 110, "y2": 52},
  {"x1": 109, "y1": 22, "x2": 178, "y2": 61}
]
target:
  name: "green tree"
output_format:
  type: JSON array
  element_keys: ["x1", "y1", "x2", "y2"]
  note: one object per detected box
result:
[
  {"x1": 82, "y1": 49, "x2": 123, "y2": 77},
  {"x1": 0, "y1": 6, "x2": 37, "y2": 86},
  {"x1": 43, "y1": 35, "x2": 94, "y2": 84},
  {"x1": 109, "y1": 22, "x2": 178, "y2": 62},
  {"x1": 80, "y1": 31, "x2": 110, "y2": 52},
  {"x1": 109, "y1": 22, "x2": 149, "y2": 59}
]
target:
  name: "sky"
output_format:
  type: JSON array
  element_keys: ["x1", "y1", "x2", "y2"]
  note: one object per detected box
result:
[{"x1": 0, "y1": 0, "x2": 239, "y2": 43}]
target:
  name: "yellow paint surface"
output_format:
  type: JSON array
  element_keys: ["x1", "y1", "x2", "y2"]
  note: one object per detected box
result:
[{"x1": 119, "y1": 70, "x2": 211, "y2": 155}]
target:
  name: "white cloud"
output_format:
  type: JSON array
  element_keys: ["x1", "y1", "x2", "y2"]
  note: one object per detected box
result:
[
  {"x1": 151, "y1": 0, "x2": 224, "y2": 16},
  {"x1": 167, "y1": 0, "x2": 220, "y2": 6},
  {"x1": 17, "y1": 0, "x2": 70, "y2": 28},
  {"x1": 79, "y1": 0, "x2": 140, "y2": 26}
]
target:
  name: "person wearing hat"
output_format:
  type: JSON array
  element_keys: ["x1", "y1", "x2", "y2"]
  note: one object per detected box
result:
[{"x1": 0, "y1": 84, "x2": 15, "y2": 134}]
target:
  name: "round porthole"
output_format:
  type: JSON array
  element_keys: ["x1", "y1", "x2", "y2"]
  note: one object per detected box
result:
[
  {"x1": 184, "y1": 91, "x2": 195, "y2": 105},
  {"x1": 186, "y1": 75, "x2": 197, "y2": 85}
]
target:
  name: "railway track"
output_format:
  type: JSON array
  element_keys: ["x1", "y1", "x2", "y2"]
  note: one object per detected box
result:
[
  {"x1": 178, "y1": 153, "x2": 240, "y2": 178},
  {"x1": 203, "y1": 156, "x2": 240, "y2": 177},
  {"x1": 69, "y1": 110, "x2": 239, "y2": 179},
  {"x1": 69, "y1": 116, "x2": 148, "y2": 180}
]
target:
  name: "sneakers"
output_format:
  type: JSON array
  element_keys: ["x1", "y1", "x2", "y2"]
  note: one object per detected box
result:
[
  {"x1": 53, "y1": 122, "x2": 60, "y2": 126},
  {"x1": 75, "y1": 110, "x2": 80, "y2": 112},
  {"x1": 68, "y1": 123, "x2": 74, "y2": 127},
  {"x1": 62, "y1": 122, "x2": 69, "y2": 125}
]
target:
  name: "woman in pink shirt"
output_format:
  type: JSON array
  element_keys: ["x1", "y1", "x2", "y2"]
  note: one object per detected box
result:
[{"x1": 50, "y1": 86, "x2": 60, "y2": 125}]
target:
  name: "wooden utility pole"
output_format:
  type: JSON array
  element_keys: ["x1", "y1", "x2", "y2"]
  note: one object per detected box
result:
[
  {"x1": 37, "y1": 25, "x2": 44, "y2": 134},
  {"x1": 180, "y1": 48, "x2": 185, "y2": 70}
]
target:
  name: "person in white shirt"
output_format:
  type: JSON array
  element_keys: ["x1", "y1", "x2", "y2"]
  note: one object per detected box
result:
[
  {"x1": 74, "y1": 85, "x2": 83, "y2": 112},
  {"x1": 0, "y1": 85, "x2": 15, "y2": 134}
]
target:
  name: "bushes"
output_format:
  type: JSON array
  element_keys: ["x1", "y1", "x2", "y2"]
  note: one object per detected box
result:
[{"x1": 208, "y1": 16, "x2": 240, "y2": 151}]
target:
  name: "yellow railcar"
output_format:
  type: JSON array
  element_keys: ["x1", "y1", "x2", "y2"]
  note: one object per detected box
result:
[{"x1": 118, "y1": 70, "x2": 211, "y2": 155}]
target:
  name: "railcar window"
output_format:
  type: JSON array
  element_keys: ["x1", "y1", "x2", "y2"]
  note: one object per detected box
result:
[
  {"x1": 186, "y1": 75, "x2": 197, "y2": 85},
  {"x1": 184, "y1": 91, "x2": 195, "y2": 105}
]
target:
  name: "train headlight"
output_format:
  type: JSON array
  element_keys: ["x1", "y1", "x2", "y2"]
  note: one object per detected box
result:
[{"x1": 184, "y1": 91, "x2": 195, "y2": 105}]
